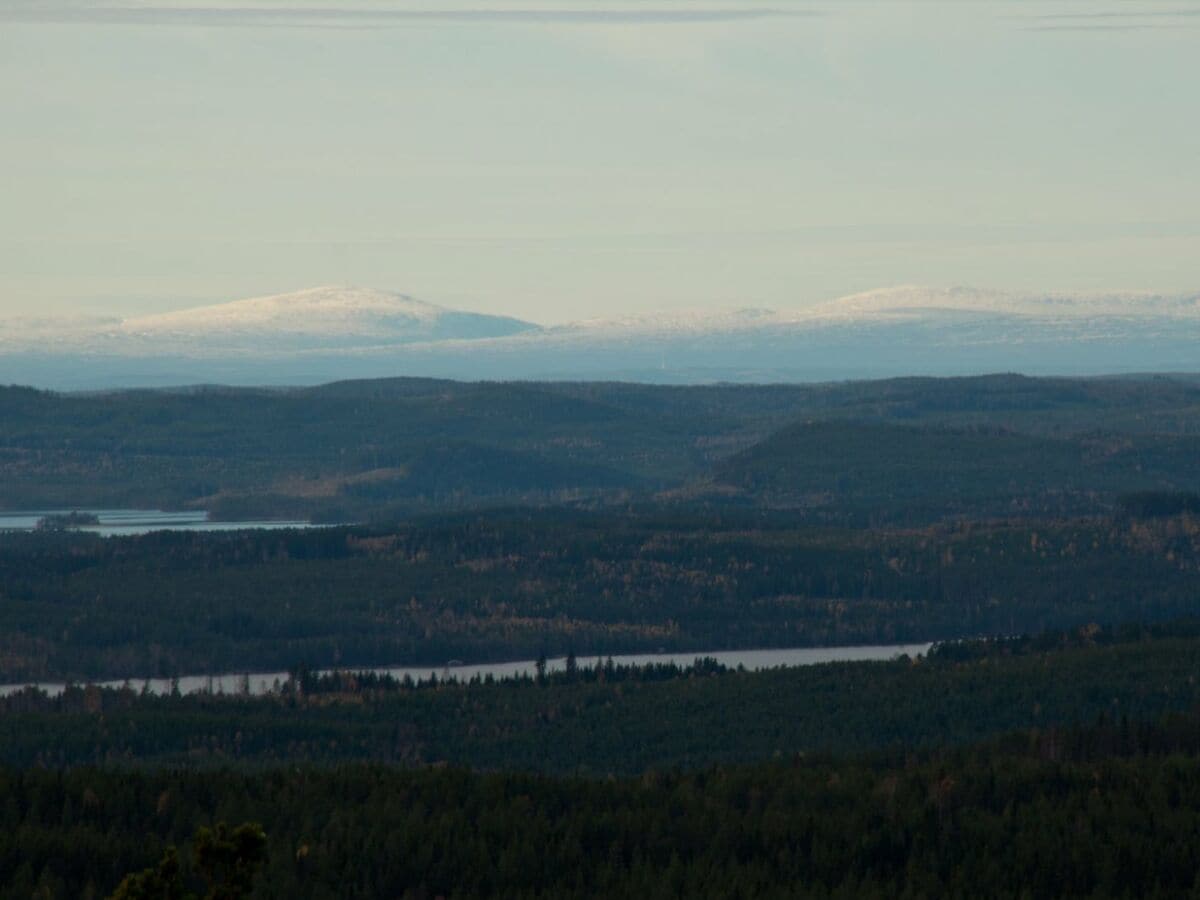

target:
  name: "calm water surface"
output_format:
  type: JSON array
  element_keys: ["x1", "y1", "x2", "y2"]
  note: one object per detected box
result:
[
  {"x1": 0, "y1": 644, "x2": 933, "y2": 699},
  {"x1": 0, "y1": 508, "x2": 319, "y2": 537}
]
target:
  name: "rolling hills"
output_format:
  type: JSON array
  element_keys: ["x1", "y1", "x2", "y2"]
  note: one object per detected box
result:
[{"x1": 5, "y1": 373, "x2": 1200, "y2": 522}]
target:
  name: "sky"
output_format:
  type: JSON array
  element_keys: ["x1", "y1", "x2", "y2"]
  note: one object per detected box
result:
[{"x1": 1, "y1": 1, "x2": 1198, "y2": 325}]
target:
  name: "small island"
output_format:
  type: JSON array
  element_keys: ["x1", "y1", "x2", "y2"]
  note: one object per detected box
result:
[{"x1": 35, "y1": 511, "x2": 101, "y2": 531}]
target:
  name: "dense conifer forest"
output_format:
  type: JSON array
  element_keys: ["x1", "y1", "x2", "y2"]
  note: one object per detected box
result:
[
  {"x1": 4, "y1": 508, "x2": 1200, "y2": 681},
  {"x1": 9, "y1": 699, "x2": 1200, "y2": 897},
  {"x1": 7, "y1": 373, "x2": 1200, "y2": 897}
]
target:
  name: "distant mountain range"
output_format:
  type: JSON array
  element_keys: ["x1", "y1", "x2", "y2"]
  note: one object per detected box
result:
[
  {"x1": 117, "y1": 286, "x2": 538, "y2": 350},
  {"x1": 2, "y1": 284, "x2": 1198, "y2": 388}
]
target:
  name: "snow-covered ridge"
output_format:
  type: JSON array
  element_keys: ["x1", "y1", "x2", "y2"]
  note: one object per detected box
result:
[
  {"x1": 4, "y1": 284, "x2": 1200, "y2": 358},
  {"x1": 806, "y1": 285, "x2": 1200, "y2": 321},
  {"x1": 118, "y1": 285, "x2": 532, "y2": 340},
  {"x1": 525, "y1": 286, "x2": 1200, "y2": 342}
]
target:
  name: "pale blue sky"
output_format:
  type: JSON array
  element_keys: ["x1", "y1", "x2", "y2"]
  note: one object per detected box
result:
[{"x1": 2, "y1": 1, "x2": 1198, "y2": 323}]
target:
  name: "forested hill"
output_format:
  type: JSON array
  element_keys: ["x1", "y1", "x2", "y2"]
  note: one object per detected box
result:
[
  {"x1": 712, "y1": 420, "x2": 1200, "y2": 519},
  {"x1": 4, "y1": 372, "x2": 1200, "y2": 521},
  {"x1": 5, "y1": 510, "x2": 1200, "y2": 682}
]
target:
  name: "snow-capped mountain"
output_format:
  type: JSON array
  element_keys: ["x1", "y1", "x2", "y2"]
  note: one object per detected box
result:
[
  {"x1": 805, "y1": 285, "x2": 1200, "y2": 321},
  {"x1": 113, "y1": 286, "x2": 538, "y2": 352},
  {"x1": 2, "y1": 285, "x2": 1199, "y2": 388},
  {"x1": 520, "y1": 286, "x2": 1200, "y2": 342}
]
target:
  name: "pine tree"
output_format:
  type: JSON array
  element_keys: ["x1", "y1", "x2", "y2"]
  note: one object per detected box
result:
[{"x1": 107, "y1": 823, "x2": 266, "y2": 900}]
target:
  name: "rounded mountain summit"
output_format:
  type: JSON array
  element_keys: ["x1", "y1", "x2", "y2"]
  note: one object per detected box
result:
[{"x1": 118, "y1": 286, "x2": 539, "y2": 351}]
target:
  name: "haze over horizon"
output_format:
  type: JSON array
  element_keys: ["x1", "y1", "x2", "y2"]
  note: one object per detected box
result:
[
  {"x1": 4, "y1": 282, "x2": 1199, "y2": 391},
  {"x1": 3, "y1": 0, "x2": 1199, "y2": 325}
]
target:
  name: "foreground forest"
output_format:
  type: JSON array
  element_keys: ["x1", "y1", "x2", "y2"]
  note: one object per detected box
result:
[
  {"x1": 7, "y1": 628, "x2": 1200, "y2": 897},
  {"x1": 13, "y1": 728, "x2": 1200, "y2": 898}
]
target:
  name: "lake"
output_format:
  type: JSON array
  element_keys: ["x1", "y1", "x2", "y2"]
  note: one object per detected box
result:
[
  {"x1": 0, "y1": 643, "x2": 933, "y2": 699},
  {"x1": 0, "y1": 508, "x2": 319, "y2": 537}
]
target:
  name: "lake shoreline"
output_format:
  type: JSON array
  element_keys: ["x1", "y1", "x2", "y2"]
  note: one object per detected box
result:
[
  {"x1": 0, "y1": 507, "x2": 325, "y2": 536},
  {"x1": 0, "y1": 641, "x2": 934, "y2": 699}
]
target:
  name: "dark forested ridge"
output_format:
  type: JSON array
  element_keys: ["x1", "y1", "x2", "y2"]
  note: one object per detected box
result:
[
  {"x1": 713, "y1": 420, "x2": 1200, "y2": 519},
  {"x1": 5, "y1": 373, "x2": 1200, "y2": 522},
  {"x1": 4, "y1": 508, "x2": 1200, "y2": 681},
  {"x1": 0, "y1": 378, "x2": 763, "y2": 518}
]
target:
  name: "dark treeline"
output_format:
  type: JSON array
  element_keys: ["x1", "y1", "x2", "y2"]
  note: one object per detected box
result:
[
  {"x1": 292, "y1": 654, "x2": 727, "y2": 695},
  {"x1": 6, "y1": 625, "x2": 1200, "y2": 772},
  {"x1": 10, "y1": 707, "x2": 1200, "y2": 898},
  {"x1": 4, "y1": 508, "x2": 1200, "y2": 681}
]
